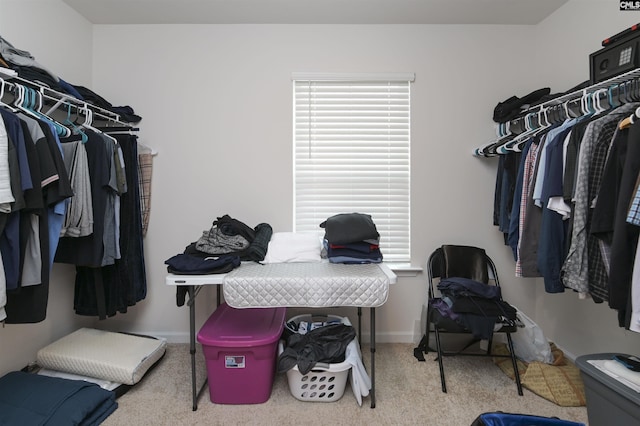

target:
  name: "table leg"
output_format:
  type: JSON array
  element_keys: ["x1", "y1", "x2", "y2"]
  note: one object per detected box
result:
[
  {"x1": 357, "y1": 307, "x2": 362, "y2": 346},
  {"x1": 370, "y1": 307, "x2": 376, "y2": 409},
  {"x1": 186, "y1": 285, "x2": 210, "y2": 411},
  {"x1": 188, "y1": 285, "x2": 198, "y2": 411}
]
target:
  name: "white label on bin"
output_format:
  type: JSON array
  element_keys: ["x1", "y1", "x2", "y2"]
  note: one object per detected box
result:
[{"x1": 225, "y1": 355, "x2": 245, "y2": 368}]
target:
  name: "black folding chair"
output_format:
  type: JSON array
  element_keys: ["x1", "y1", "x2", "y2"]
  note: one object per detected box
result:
[{"x1": 415, "y1": 244, "x2": 523, "y2": 396}]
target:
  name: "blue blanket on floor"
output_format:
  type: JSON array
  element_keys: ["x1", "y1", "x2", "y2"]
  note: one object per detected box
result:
[
  {"x1": 473, "y1": 412, "x2": 585, "y2": 426},
  {"x1": 0, "y1": 371, "x2": 117, "y2": 425}
]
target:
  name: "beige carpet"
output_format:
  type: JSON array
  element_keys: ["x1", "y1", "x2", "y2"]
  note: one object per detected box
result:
[{"x1": 102, "y1": 343, "x2": 588, "y2": 426}]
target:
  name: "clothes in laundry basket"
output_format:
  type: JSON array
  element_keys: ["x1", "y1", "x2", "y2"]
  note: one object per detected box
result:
[{"x1": 277, "y1": 323, "x2": 356, "y2": 375}]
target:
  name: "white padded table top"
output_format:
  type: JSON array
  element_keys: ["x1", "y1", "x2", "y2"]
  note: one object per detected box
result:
[{"x1": 222, "y1": 262, "x2": 394, "y2": 308}]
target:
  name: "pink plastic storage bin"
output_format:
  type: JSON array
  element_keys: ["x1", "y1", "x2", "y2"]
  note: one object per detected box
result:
[{"x1": 197, "y1": 303, "x2": 286, "y2": 404}]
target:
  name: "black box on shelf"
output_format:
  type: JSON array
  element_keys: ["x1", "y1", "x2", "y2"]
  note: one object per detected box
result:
[{"x1": 590, "y1": 27, "x2": 640, "y2": 84}]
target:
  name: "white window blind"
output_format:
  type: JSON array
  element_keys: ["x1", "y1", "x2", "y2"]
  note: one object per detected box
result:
[{"x1": 293, "y1": 74, "x2": 412, "y2": 262}]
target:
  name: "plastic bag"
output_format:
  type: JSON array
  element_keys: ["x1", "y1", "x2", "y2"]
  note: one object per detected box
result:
[{"x1": 511, "y1": 307, "x2": 554, "y2": 364}]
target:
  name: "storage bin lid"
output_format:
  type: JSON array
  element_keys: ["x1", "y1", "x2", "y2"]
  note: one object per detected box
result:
[
  {"x1": 197, "y1": 303, "x2": 286, "y2": 347},
  {"x1": 576, "y1": 353, "x2": 640, "y2": 405}
]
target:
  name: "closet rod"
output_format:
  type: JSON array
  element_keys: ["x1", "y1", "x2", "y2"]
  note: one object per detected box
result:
[
  {"x1": 521, "y1": 67, "x2": 640, "y2": 113},
  {"x1": 36, "y1": 90, "x2": 133, "y2": 129},
  {"x1": 0, "y1": 66, "x2": 121, "y2": 119},
  {"x1": 474, "y1": 67, "x2": 640, "y2": 157},
  {"x1": 0, "y1": 66, "x2": 135, "y2": 128}
]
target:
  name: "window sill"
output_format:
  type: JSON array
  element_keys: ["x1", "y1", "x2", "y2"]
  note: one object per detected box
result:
[{"x1": 384, "y1": 263, "x2": 422, "y2": 277}]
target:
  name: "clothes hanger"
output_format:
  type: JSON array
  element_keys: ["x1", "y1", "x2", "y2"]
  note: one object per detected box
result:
[
  {"x1": 565, "y1": 97, "x2": 583, "y2": 118},
  {"x1": 628, "y1": 78, "x2": 637, "y2": 101},
  {"x1": 79, "y1": 104, "x2": 122, "y2": 148},
  {"x1": 497, "y1": 110, "x2": 541, "y2": 154},
  {"x1": 510, "y1": 113, "x2": 540, "y2": 152},
  {"x1": 617, "y1": 79, "x2": 639, "y2": 129},
  {"x1": 622, "y1": 81, "x2": 632, "y2": 104},
  {"x1": 592, "y1": 89, "x2": 607, "y2": 114},
  {"x1": 137, "y1": 141, "x2": 158, "y2": 156},
  {"x1": 63, "y1": 103, "x2": 88, "y2": 143},
  {"x1": 552, "y1": 104, "x2": 565, "y2": 124},
  {"x1": 88, "y1": 109, "x2": 121, "y2": 147},
  {"x1": 607, "y1": 85, "x2": 620, "y2": 109},
  {"x1": 563, "y1": 99, "x2": 572, "y2": 120},
  {"x1": 475, "y1": 139, "x2": 500, "y2": 157},
  {"x1": 473, "y1": 140, "x2": 498, "y2": 157},
  {"x1": 473, "y1": 121, "x2": 511, "y2": 157},
  {"x1": 23, "y1": 87, "x2": 71, "y2": 137},
  {"x1": 0, "y1": 78, "x2": 18, "y2": 112},
  {"x1": 492, "y1": 121, "x2": 520, "y2": 154},
  {"x1": 80, "y1": 104, "x2": 99, "y2": 132},
  {"x1": 494, "y1": 116, "x2": 539, "y2": 155},
  {"x1": 36, "y1": 88, "x2": 71, "y2": 137},
  {"x1": 619, "y1": 114, "x2": 634, "y2": 130},
  {"x1": 634, "y1": 78, "x2": 640, "y2": 101},
  {"x1": 14, "y1": 84, "x2": 40, "y2": 120},
  {"x1": 619, "y1": 101, "x2": 640, "y2": 130},
  {"x1": 549, "y1": 104, "x2": 559, "y2": 124},
  {"x1": 582, "y1": 89, "x2": 599, "y2": 116}
]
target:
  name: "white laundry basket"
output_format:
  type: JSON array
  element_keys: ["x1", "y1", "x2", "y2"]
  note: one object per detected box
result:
[{"x1": 279, "y1": 314, "x2": 353, "y2": 402}]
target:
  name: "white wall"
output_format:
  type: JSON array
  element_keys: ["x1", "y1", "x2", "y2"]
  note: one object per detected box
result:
[
  {"x1": 2, "y1": 0, "x2": 640, "y2": 378},
  {"x1": 89, "y1": 8, "x2": 640, "y2": 358},
  {"x1": 88, "y1": 23, "x2": 538, "y2": 343},
  {"x1": 0, "y1": 0, "x2": 94, "y2": 374}
]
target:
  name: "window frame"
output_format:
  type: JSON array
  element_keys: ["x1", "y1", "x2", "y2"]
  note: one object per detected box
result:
[{"x1": 292, "y1": 72, "x2": 414, "y2": 263}]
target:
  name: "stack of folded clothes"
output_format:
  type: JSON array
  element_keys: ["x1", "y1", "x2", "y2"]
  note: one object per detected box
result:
[
  {"x1": 320, "y1": 213, "x2": 383, "y2": 264},
  {"x1": 164, "y1": 214, "x2": 273, "y2": 275},
  {"x1": 165, "y1": 214, "x2": 274, "y2": 307},
  {"x1": 189, "y1": 214, "x2": 273, "y2": 262}
]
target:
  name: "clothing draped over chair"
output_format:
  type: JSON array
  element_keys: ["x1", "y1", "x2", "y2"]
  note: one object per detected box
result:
[{"x1": 415, "y1": 244, "x2": 523, "y2": 396}]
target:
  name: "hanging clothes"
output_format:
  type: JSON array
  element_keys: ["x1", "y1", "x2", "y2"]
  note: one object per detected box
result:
[
  {"x1": 54, "y1": 130, "x2": 109, "y2": 267},
  {"x1": 562, "y1": 105, "x2": 635, "y2": 298},
  {"x1": 604, "y1": 120, "x2": 640, "y2": 326},
  {"x1": 0, "y1": 96, "x2": 145, "y2": 323},
  {"x1": 516, "y1": 134, "x2": 544, "y2": 277},
  {"x1": 506, "y1": 139, "x2": 531, "y2": 261},
  {"x1": 622, "y1": 125, "x2": 640, "y2": 332},
  {"x1": 59, "y1": 140, "x2": 93, "y2": 238},
  {"x1": 537, "y1": 121, "x2": 576, "y2": 293},
  {"x1": 494, "y1": 151, "x2": 522, "y2": 245},
  {"x1": 0, "y1": 33, "x2": 146, "y2": 323},
  {"x1": 486, "y1": 72, "x2": 640, "y2": 330},
  {"x1": 71, "y1": 133, "x2": 147, "y2": 318},
  {"x1": 137, "y1": 142, "x2": 154, "y2": 237},
  {"x1": 0, "y1": 105, "x2": 74, "y2": 324}
]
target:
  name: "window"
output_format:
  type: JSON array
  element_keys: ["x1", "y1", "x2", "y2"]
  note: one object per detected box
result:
[{"x1": 292, "y1": 73, "x2": 414, "y2": 263}]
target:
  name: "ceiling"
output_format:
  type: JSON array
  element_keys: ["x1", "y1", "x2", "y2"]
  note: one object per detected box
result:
[{"x1": 61, "y1": 0, "x2": 570, "y2": 25}]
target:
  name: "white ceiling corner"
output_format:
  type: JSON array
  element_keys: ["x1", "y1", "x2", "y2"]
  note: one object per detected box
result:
[{"x1": 61, "y1": 0, "x2": 570, "y2": 25}]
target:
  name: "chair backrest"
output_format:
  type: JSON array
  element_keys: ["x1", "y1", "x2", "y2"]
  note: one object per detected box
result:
[{"x1": 427, "y1": 245, "x2": 500, "y2": 299}]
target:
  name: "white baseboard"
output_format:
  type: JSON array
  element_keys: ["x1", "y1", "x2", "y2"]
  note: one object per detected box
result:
[
  {"x1": 361, "y1": 331, "x2": 416, "y2": 344},
  {"x1": 146, "y1": 332, "x2": 191, "y2": 344},
  {"x1": 553, "y1": 342, "x2": 577, "y2": 362},
  {"x1": 135, "y1": 330, "x2": 577, "y2": 361},
  {"x1": 146, "y1": 331, "x2": 418, "y2": 345}
]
